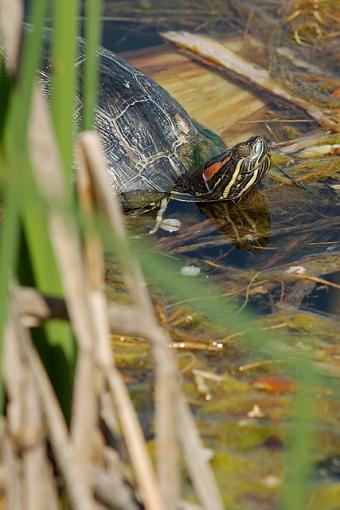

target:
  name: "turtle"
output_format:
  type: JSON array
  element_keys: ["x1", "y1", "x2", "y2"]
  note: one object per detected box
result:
[{"x1": 38, "y1": 33, "x2": 271, "y2": 211}]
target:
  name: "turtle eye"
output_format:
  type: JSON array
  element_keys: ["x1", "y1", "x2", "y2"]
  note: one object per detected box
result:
[{"x1": 234, "y1": 143, "x2": 251, "y2": 159}]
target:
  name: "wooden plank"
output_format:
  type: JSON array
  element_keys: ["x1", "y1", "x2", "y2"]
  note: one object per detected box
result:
[{"x1": 123, "y1": 42, "x2": 268, "y2": 146}]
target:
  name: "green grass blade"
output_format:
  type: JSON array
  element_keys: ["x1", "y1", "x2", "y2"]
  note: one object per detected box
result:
[
  {"x1": 2, "y1": 0, "x2": 77, "y2": 418},
  {"x1": 51, "y1": 0, "x2": 79, "y2": 182},
  {"x1": 281, "y1": 358, "x2": 318, "y2": 510},
  {"x1": 0, "y1": 54, "x2": 11, "y2": 141},
  {"x1": 82, "y1": 0, "x2": 103, "y2": 130},
  {"x1": 0, "y1": 0, "x2": 48, "y2": 410}
]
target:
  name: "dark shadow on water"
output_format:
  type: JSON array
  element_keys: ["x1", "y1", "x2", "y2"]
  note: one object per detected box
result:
[
  {"x1": 302, "y1": 270, "x2": 340, "y2": 318},
  {"x1": 102, "y1": 20, "x2": 163, "y2": 53}
]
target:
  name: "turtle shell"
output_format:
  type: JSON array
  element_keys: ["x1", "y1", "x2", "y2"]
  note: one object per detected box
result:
[
  {"x1": 39, "y1": 34, "x2": 226, "y2": 209},
  {"x1": 94, "y1": 47, "x2": 202, "y2": 208}
]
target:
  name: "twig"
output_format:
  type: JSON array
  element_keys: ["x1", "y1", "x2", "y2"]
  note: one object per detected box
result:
[
  {"x1": 176, "y1": 396, "x2": 224, "y2": 510},
  {"x1": 285, "y1": 273, "x2": 340, "y2": 290},
  {"x1": 14, "y1": 284, "x2": 163, "y2": 338},
  {"x1": 295, "y1": 144, "x2": 340, "y2": 158},
  {"x1": 107, "y1": 368, "x2": 167, "y2": 510},
  {"x1": 278, "y1": 131, "x2": 331, "y2": 153},
  {"x1": 15, "y1": 286, "x2": 69, "y2": 324}
]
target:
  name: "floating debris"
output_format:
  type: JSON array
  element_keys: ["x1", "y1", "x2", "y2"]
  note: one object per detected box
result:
[
  {"x1": 160, "y1": 217, "x2": 182, "y2": 233},
  {"x1": 285, "y1": 265, "x2": 307, "y2": 275},
  {"x1": 247, "y1": 404, "x2": 265, "y2": 418},
  {"x1": 251, "y1": 376, "x2": 297, "y2": 394},
  {"x1": 180, "y1": 264, "x2": 201, "y2": 276},
  {"x1": 261, "y1": 475, "x2": 282, "y2": 488}
]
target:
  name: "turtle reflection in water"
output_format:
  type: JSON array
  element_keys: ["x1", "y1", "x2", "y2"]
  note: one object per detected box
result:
[
  {"x1": 200, "y1": 191, "x2": 271, "y2": 251},
  {"x1": 39, "y1": 35, "x2": 271, "y2": 212}
]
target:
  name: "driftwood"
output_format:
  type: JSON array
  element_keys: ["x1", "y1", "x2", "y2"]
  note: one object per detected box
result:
[{"x1": 161, "y1": 31, "x2": 340, "y2": 133}]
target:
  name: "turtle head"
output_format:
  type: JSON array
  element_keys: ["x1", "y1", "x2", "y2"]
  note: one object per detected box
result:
[{"x1": 201, "y1": 136, "x2": 271, "y2": 201}]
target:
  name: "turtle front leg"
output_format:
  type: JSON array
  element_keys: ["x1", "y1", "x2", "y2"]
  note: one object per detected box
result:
[{"x1": 148, "y1": 197, "x2": 170, "y2": 235}]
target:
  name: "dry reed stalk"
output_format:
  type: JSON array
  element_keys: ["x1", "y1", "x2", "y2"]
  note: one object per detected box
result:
[
  {"x1": 179, "y1": 502, "x2": 204, "y2": 510},
  {"x1": 4, "y1": 310, "x2": 58, "y2": 510},
  {"x1": 0, "y1": 0, "x2": 22, "y2": 73},
  {"x1": 91, "y1": 454, "x2": 139, "y2": 510},
  {"x1": 77, "y1": 132, "x2": 224, "y2": 510},
  {"x1": 176, "y1": 397, "x2": 224, "y2": 510},
  {"x1": 3, "y1": 306, "x2": 30, "y2": 510},
  {"x1": 3, "y1": 297, "x2": 85, "y2": 510},
  {"x1": 78, "y1": 132, "x2": 170, "y2": 510},
  {"x1": 15, "y1": 286, "x2": 69, "y2": 324},
  {"x1": 8, "y1": 301, "x2": 97, "y2": 510},
  {"x1": 279, "y1": 131, "x2": 337, "y2": 154},
  {"x1": 2, "y1": 439, "x2": 23, "y2": 510},
  {"x1": 77, "y1": 133, "x2": 168, "y2": 510},
  {"x1": 161, "y1": 31, "x2": 340, "y2": 133},
  {"x1": 78, "y1": 132, "x2": 180, "y2": 509},
  {"x1": 15, "y1": 284, "x2": 153, "y2": 337},
  {"x1": 21, "y1": 369, "x2": 53, "y2": 510},
  {"x1": 76, "y1": 138, "x2": 112, "y2": 369},
  {"x1": 2, "y1": 1, "x2": 133, "y2": 508},
  {"x1": 29, "y1": 87, "x2": 99, "y2": 473},
  {"x1": 28, "y1": 69, "x2": 102, "y2": 493},
  {"x1": 48, "y1": 210, "x2": 98, "y2": 481},
  {"x1": 30, "y1": 93, "x2": 165, "y2": 510},
  {"x1": 107, "y1": 368, "x2": 167, "y2": 510},
  {"x1": 70, "y1": 350, "x2": 97, "y2": 481}
]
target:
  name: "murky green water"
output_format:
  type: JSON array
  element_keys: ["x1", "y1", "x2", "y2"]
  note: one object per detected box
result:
[{"x1": 102, "y1": 5, "x2": 340, "y2": 508}]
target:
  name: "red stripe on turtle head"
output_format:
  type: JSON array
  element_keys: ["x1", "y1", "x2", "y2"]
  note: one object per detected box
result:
[{"x1": 203, "y1": 154, "x2": 232, "y2": 182}]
